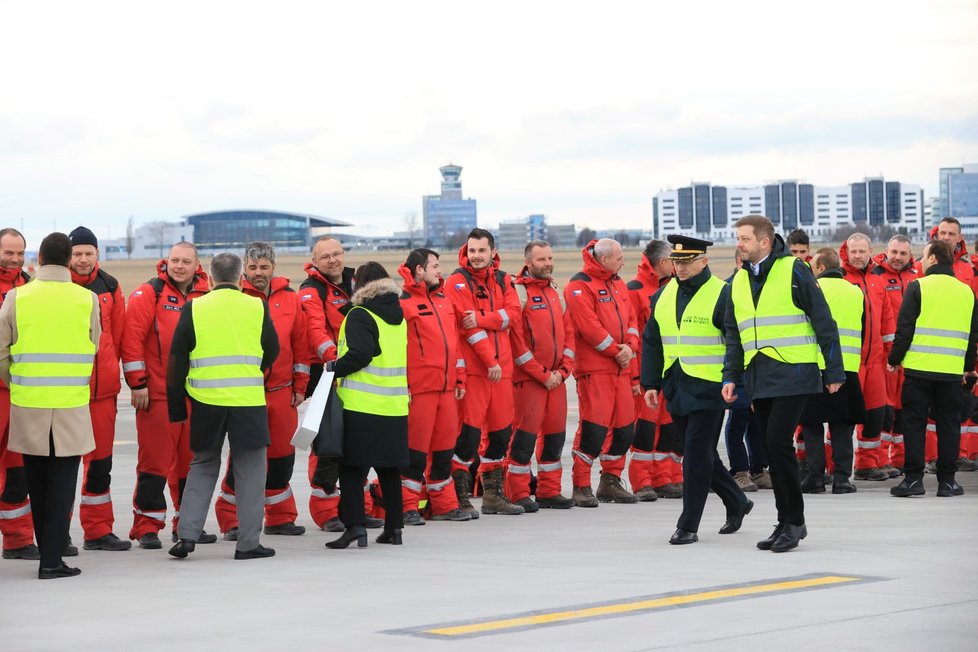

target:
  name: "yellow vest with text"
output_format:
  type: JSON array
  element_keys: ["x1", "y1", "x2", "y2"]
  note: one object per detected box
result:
[
  {"x1": 816, "y1": 276, "x2": 863, "y2": 373},
  {"x1": 731, "y1": 257, "x2": 819, "y2": 367},
  {"x1": 10, "y1": 280, "x2": 96, "y2": 409},
  {"x1": 186, "y1": 289, "x2": 266, "y2": 407},
  {"x1": 653, "y1": 275, "x2": 726, "y2": 383},
  {"x1": 336, "y1": 306, "x2": 408, "y2": 416},
  {"x1": 902, "y1": 274, "x2": 973, "y2": 375}
]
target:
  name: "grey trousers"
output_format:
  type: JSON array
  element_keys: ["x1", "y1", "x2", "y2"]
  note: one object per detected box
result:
[{"x1": 178, "y1": 441, "x2": 267, "y2": 552}]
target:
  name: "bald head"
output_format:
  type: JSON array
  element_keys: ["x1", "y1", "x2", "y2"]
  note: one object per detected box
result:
[{"x1": 593, "y1": 238, "x2": 624, "y2": 274}]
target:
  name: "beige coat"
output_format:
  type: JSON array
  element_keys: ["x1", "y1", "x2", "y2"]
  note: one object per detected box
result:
[{"x1": 0, "y1": 265, "x2": 100, "y2": 457}]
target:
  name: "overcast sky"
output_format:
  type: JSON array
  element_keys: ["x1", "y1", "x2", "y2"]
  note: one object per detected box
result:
[{"x1": 1, "y1": 0, "x2": 976, "y2": 247}]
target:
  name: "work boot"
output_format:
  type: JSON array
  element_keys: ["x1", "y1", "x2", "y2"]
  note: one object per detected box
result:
[
  {"x1": 64, "y1": 538, "x2": 78, "y2": 557},
  {"x1": 83, "y1": 533, "x2": 132, "y2": 551},
  {"x1": 854, "y1": 468, "x2": 888, "y2": 481},
  {"x1": 403, "y1": 510, "x2": 426, "y2": 526},
  {"x1": 323, "y1": 517, "x2": 345, "y2": 533},
  {"x1": 515, "y1": 497, "x2": 540, "y2": 513},
  {"x1": 937, "y1": 480, "x2": 965, "y2": 496},
  {"x1": 956, "y1": 457, "x2": 978, "y2": 472},
  {"x1": 2, "y1": 543, "x2": 40, "y2": 560},
  {"x1": 654, "y1": 482, "x2": 683, "y2": 499},
  {"x1": 890, "y1": 477, "x2": 925, "y2": 497},
  {"x1": 800, "y1": 474, "x2": 825, "y2": 494},
  {"x1": 264, "y1": 522, "x2": 306, "y2": 536},
  {"x1": 224, "y1": 527, "x2": 239, "y2": 541},
  {"x1": 751, "y1": 469, "x2": 773, "y2": 489},
  {"x1": 173, "y1": 529, "x2": 217, "y2": 544},
  {"x1": 924, "y1": 461, "x2": 938, "y2": 474},
  {"x1": 364, "y1": 516, "x2": 384, "y2": 529},
  {"x1": 733, "y1": 471, "x2": 758, "y2": 492},
  {"x1": 635, "y1": 485, "x2": 659, "y2": 501},
  {"x1": 452, "y1": 469, "x2": 480, "y2": 519},
  {"x1": 880, "y1": 464, "x2": 902, "y2": 478},
  {"x1": 429, "y1": 508, "x2": 473, "y2": 521},
  {"x1": 138, "y1": 533, "x2": 162, "y2": 549},
  {"x1": 537, "y1": 494, "x2": 575, "y2": 509},
  {"x1": 832, "y1": 478, "x2": 857, "y2": 494},
  {"x1": 572, "y1": 486, "x2": 599, "y2": 508},
  {"x1": 596, "y1": 473, "x2": 638, "y2": 503},
  {"x1": 480, "y1": 468, "x2": 524, "y2": 515}
]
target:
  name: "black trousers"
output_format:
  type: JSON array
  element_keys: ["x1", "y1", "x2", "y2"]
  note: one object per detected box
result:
[
  {"x1": 800, "y1": 423, "x2": 854, "y2": 480},
  {"x1": 23, "y1": 449, "x2": 80, "y2": 569},
  {"x1": 673, "y1": 410, "x2": 748, "y2": 533},
  {"x1": 901, "y1": 375, "x2": 962, "y2": 482},
  {"x1": 338, "y1": 464, "x2": 403, "y2": 530},
  {"x1": 752, "y1": 396, "x2": 808, "y2": 527}
]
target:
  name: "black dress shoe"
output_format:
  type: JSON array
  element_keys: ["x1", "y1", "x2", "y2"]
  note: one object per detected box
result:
[
  {"x1": 669, "y1": 528, "x2": 698, "y2": 545},
  {"x1": 325, "y1": 525, "x2": 367, "y2": 549},
  {"x1": 800, "y1": 475, "x2": 826, "y2": 494},
  {"x1": 832, "y1": 480, "x2": 857, "y2": 494},
  {"x1": 771, "y1": 523, "x2": 807, "y2": 553},
  {"x1": 168, "y1": 540, "x2": 195, "y2": 559},
  {"x1": 719, "y1": 499, "x2": 754, "y2": 535},
  {"x1": 235, "y1": 544, "x2": 276, "y2": 560},
  {"x1": 38, "y1": 563, "x2": 82, "y2": 580},
  {"x1": 376, "y1": 528, "x2": 403, "y2": 545},
  {"x1": 757, "y1": 524, "x2": 785, "y2": 550}
]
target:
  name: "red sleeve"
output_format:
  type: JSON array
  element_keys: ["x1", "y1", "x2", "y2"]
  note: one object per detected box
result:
[
  {"x1": 564, "y1": 280, "x2": 618, "y2": 359},
  {"x1": 299, "y1": 287, "x2": 336, "y2": 363},
  {"x1": 446, "y1": 275, "x2": 498, "y2": 369},
  {"x1": 455, "y1": 333, "x2": 467, "y2": 390},
  {"x1": 111, "y1": 285, "x2": 126, "y2": 360},
  {"x1": 121, "y1": 285, "x2": 153, "y2": 389},
  {"x1": 508, "y1": 309, "x2": 549, "y2": 385},
  {"x1": 290, "y1": 298, "x2": 312, "y2": 396}
]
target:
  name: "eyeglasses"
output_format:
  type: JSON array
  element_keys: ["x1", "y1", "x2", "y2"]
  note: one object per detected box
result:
[{"x1": 315, "y1": 252, "x2": 344, "y2": 262}]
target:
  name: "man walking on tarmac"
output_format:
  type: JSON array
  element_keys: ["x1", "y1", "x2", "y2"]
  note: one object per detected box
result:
[
  {"x1": 445, "y1": 228, "x2": 524, "y2": 515},
  {"x1": 67, "y1": 226, "x2": 131, "y2": 551},
  {"x1": 564, "y1": 238, "x2": 641, "y2": 507},
  {"x1": 397, "y1": 248, "x2": 473, "y2": 523},
  {"x1": 215, "y1": 242, "x2": 311, "y2": 539},
  {"x1": 122, "y1": 242, "x2": 216, "y2": 549},
  {"x1": 505, "y1": 240, "x2": 576, "y2": 511}
]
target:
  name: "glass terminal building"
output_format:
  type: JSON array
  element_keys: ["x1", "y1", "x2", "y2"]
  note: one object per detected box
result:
[{"x1": 184, "y1": 210, "x2": 350, "y2": 252}]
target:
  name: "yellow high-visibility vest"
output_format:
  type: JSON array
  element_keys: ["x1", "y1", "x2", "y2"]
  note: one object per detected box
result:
[
  {"x1": 731, "y1": 257, "x2": 819, "y2": 367},
  {"x1": 654, "y1": 275, "x2": 726, "y2": 382},
  {"x1": 10, "y1": 280, "x2": 96, "y2": 409},
  {"x1": 903, "y1": 274, "x2": 973, "y2": 375},
  {"x1": 816, "y1": 276, "x2": 863, "y2": 373},
  {"x1": 336, "y1": 306, "x2": 408, "y2": 416},
  {"x1": 186, "y1": 289, "x2": 265, "y2": 407}
]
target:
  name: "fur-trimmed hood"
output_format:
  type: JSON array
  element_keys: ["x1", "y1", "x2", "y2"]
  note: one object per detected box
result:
[{"x1": 350, "y1": 278, "x2": 403, "y2": 325}]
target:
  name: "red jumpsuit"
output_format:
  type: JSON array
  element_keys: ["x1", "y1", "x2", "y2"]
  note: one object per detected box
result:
[
  {"x1": 505, "y1": 266, "x2": 575, "y2": 502},
  {"x1": 70, "y1": 264, "x2": 126, "y2": 541},
  {"x1": 123, "y1": 261, "x2": 209, "y2": 540},
  {"x1": 444, "y1": 248, "x2": 522, "y2": 476},
  {"x1": 563, "y1": 241, "x2": 640, "y2": 488},
  {"x1": 215, "y1": 276, "x2": 312, "y2": 532},
  {"x1": 398, "y1": 264, "x2": 467, "y2": 515},
  {"x1": 839, "y1": 241, "x2": 895, "y2": 472},
  {"x1": 0, "y1": 265, "x2": 34, "y2": 553}
]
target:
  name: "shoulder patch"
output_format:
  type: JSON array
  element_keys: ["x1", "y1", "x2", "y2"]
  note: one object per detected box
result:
[
  {"x1": 626, "y1": 279, "x2": 643, "y2": 290},
  {"x1": 569, "y1": 271, "x2": 592, "y2": 283}
]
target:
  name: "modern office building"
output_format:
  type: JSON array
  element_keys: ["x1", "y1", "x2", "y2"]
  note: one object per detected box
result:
[
  {"x1": 653, "y1": 178, "x2": 925, "y2": 242},
  {"x1": 497, "y1": 214, "x2": 577, "y2": 250},
  {"x1": 422, "y1": 164, "x2": 478, "y2": 248},
  {"x1": 183, "y1": 210, "x2": 349, "y2": 253},
  {"x1": 939, "y1": 165, "x2": 978, "y2": 234}
]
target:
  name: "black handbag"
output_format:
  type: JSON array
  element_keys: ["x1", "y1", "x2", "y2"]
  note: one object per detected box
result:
[{"x1": 313, "y1": 382, "x2": 344, "y2": 458}]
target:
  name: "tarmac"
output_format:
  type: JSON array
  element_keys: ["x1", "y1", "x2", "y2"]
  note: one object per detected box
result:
[{"x1": 2, "y1": 383, "x2": 977, "y2": 651}]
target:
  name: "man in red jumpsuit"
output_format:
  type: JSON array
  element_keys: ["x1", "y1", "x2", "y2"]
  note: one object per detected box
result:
[
  {"x1": 0, "y1": 227, "x2": 39, "y2": 560},
  {"x1": 445, "y1": 228, "x2": 525, "y2": 515},
  {"x1": 397, "y1": 248, "x2": 473, "y2": 523},
  {"x1": 123, "y1": 242, "x2": 216, "y2": 549},
  {"x1": 840, "y1": 234, "x2": 896, "y2": 482},
  {"x1": 298, "y1": 236, "x2": 380, "y2": 531},
  {"x1": 505, "y1": 240, "x2": 576, "y2": 511},
  {"x1": 67, "y1": 226, "x2": 131, "y2": 551},
  {"x1": 564, "y1": 238, "x2": 640, "y2": 506},
  {"x1": 216, "y1": 242, "x2": 311, "y2": 539}
]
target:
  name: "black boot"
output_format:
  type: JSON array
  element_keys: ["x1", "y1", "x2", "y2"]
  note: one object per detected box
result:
[
  {"x1": 325, "y1": 525, "x2": 367, "y2": 549},
  {"x1": 376, "y1": 528, "x2": 403, "y2": 545}
]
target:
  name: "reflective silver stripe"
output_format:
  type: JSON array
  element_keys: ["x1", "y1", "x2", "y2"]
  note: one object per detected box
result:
[
  {"x1": 680, "y1": 355, "x2": 725, "y2": 365},
  {"x1": 479, "y1": 456, "x2": 504, "y2": 464},
  {"x1": 881, "y1": 334, "x2": 895, "y2": 343},
  {"x1": 187, "y1": 377, "x2": 264, "y2": 388},
  {"x1": 563, "y1": 348, "x2": 575, "y2": 359},
  {"x1": 670, "y1": 453, "x2": 683, "y2": 463},
  {"x1": 123, "y1": 361, "x2": 146, "y2": 372},
  {"x1": 630, "y1": 452, "x2": 656, "y2": 462},
  {"x1": 738, "y1": 314, "x2": 809, "y2": 331},
  {"x1": 857, "y1": 440, "x2": 881, "y2": 450},
  {"x1": 915, "y1": 326, "x2": 970, "y2": 339},
  {"x1": 743, "y1": 335, "x2": 818, "y2": 351},
  {"x1": 499, "y1": 309, "x2": 510, "y2": 329},
  {"x1": 838, "y1": 328, "x2": 862, "y2": 338},
  {"x1": 134, "y1": 508, "x2": 167, "y2": 522},
  {"x1": 881, "y1": 433, "x2": 893, "y2": 442},
  {"x1": 10, "y1": 375, "x2": 90, "y2": 387},
  {"x1": 363, "y1": 364, "x2": 407, "y2": 377},
  {"x1": 80, "y1": 493, "x2": 112, "y2": 506},
  {"x1": 594, "y1": 334, "x2": 614, "y2": 352},
  {"x1": 507, "y1": 464, "x2": 532, "y2": 475},
  {"x1": 683, "y1": 335, "x2": 725, "y2": 345},
  {"x1": 907, "y1": 344, "x2": 965, "y2": 357},
  {"x1": 537, "y1": 461, "x2": 561, "y2": 472},
  {"x1": 401, "y1": 478, "x2": 423, "y2": 492},
  {"x1": 796, "y1": 442, "x2": 806, "y2": 451},
  {"x1": 218, "y1": 491, "x2": 237, "y2": 505},
  {"x1": 11, "y1": 353, "x2": 94, "y2": 363},
  {"x1": 840, "y1": 346, "x2": 862, "y2": 355},
  {"x1": 340, "y1": 379, "x2": 409, "y2": 396},
  {"x1": 311, "y1": 488, "x2": 339, "y2": 499},
  {"x1": 426, "y1": 477, "x2": 452, "y2": 492},
  {"x1": 317, "y1": 340, "x2": 335, "y2": 358},
  {"x1": 452, "y1": 454, "x2": 472, "y2": 466},
  {"x1": 265, "y1": 486, "x2": 294, "y2": 506},
  {"x1": 661, "y1": 336, "x2": 678, "y2": 344},
  {"x1": 652, "y1": 452, "x2": 671, "y2": 461},
  {"x1": 892, "y1": 435, "x2": 904, "y2": 444},
  {"x1": 467, "y1": 330, "x2": 488, "y2": 345},
  {"x1": 926, "y1": 424, "x2": 936, "y2": 432},
  {"x1": 293, "y1": 364, "x2": 311, "y2": 374},
  {"x1": 627, "y1": 328, "x2": 640, "y2": 337},
  {"x1": 456, "y1": 359, "x2": 465, "y2": 368},
  {"x1": 514, "y1": 351, "x2": 533, "y2": 366},
  {"x1": 190, "y1": 355, "x2": 262, "y2": 368},
  {"x1": 363, "y1": 482, "x2": 372, "y2": 492},
  {"x1": 0, "y1": 504, "x2": 31, "y2": 520},
  {"x1": 572, "y1": 450, "x2": 594, "y2": 464},
  {"x1": 599, "y1": 453, "x2": 621, "y2": 461}
]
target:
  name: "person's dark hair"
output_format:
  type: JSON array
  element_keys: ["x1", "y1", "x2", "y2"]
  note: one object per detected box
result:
[
  {"x1": 210, "y1": 253, "x2": 243, "y2": 283},
  {"x1": 467, "y1": 228, "x2": 495, "y2": 250},
  {"x1": 939, "y1": 216, "x2": 962, "y2": 231},
  {"x1": 926, "y1": 239, "x2": 954, "y2": 266},
  {"x1": 812, "y1": 247, "x2": 840, "y2": 270},
  {"x1": 643, "y1": 239, "x2": 671, "y2": 266},
  {"x1": 405, "y1": 248, "x2": 438, "y2": 276},
  {"x1": 523, "y1": 239, "x2": 551, "y2": 259},
  {"x1": 354, "y1": 261, "x2": 389, "y2": 288},
  {"x1": 734, "y1": 215, "x2": 775, "y2": 243},
  {"x1": 0, "y1": 227, "x2": 26, "y2": 246},
  {"x1": 786, "y1": 229, "x2": 810, "y2": 246},
  {"x1": 38, "y1": 232, "x2": 72, "y2": 267}
]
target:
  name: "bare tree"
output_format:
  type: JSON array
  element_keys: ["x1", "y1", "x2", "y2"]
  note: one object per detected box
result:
[
  {"x1": 577, "y1": 227, "x2": 597, "y2": 247},
  {"x1": 143, "y1": 220, "x2": 172, "y2": 259},
  {"x1": 126, "y1": 215, "x2": 135, "y2": 260},
  {"x1": 404, "y1": 212, "x2": 420, "y2": 250}
]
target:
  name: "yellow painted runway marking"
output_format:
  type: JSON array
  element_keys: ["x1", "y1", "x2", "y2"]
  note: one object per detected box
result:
[{"x1": 386, "y1": 573, "x2": 882, "y2": 639}]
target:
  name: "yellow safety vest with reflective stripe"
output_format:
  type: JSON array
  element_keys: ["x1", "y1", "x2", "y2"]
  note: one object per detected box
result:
[
  {"x1": 654, "y1": 275, "x2": 726, "y2": 382},
  {"x1": 731, "y1": 257, "x2": 819, "y2": 367},
  {"x1": 186, "y1": 289, "x2": 266, "y2": 407},
  {"x1": 10, "y1": 279, "x2": 96, "y2": 409},
  {"x1": 903, "y1": 274, "x2": 973, "y2": 375},
  {"x1": 336, "y1": 306, "x2": 408, "y2": 416},
  {"x1": 816, "y1": 277, "x2": 863, "y2": 373}
]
